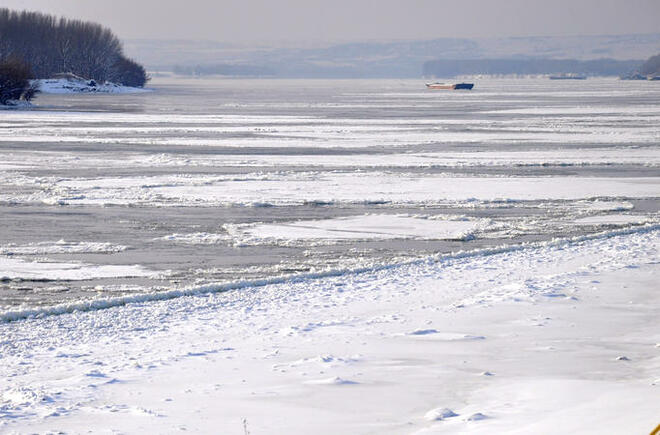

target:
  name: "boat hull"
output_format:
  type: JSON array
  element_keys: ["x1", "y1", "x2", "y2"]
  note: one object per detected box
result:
[{"x1": 426, "y1": 82, "x2": 474, "y2": 90}]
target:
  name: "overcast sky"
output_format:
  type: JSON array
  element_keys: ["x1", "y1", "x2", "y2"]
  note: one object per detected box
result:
[{"x1": 2, "y1": 0, "x2": 659, "y2": 45}]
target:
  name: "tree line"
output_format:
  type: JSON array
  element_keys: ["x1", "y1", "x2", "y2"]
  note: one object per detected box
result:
[
  {"x1": 422, "y1": 58, "x2": 641, "y2": 78},
  {"x1": 639, "y1": 54, "x2": 660, "y2": 76},
  {"x1": 0, "y1": 8, "x2": 148, "y2": 87}
]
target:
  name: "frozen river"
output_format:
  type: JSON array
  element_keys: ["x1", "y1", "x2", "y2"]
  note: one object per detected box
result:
[{"x1": 1, "y1": 77, "x2": 659, "y2": 311}]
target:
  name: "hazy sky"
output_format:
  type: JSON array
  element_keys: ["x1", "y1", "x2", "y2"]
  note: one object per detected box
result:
[{"x1": 2, "y1": 0, "x2": 659, "y2": 45}]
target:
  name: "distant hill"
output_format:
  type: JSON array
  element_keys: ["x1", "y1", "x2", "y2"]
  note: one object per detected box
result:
[
  {"x1": 127, "y1": 33, "x2": 660, "y2": 78},
  {"x1": 639, "y1": 54, "x2": 660, "y2": 76},
  {"x1": 423, "y1": 58, "x2": 641, "y2": 78},
  {"x1": 173, "y1": 64, "x2": 275, "y2": 77}
]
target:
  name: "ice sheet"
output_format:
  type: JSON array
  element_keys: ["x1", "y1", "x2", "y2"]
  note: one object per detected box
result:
[
  {"x1": 29, "y1": 173, "x2": 657, "y2": 207},
  {"x1": 240, "y1": 214, "x2": 486, "y2": 241},
  {"x1": 0, "y1": 241, "x2": 127, "y2": 255},
  {"x1": 0, "y1": 257, "x2": 157, "y2": 281},
  {"x1": 2, "y1": 148, "x2": 660, "y2": 172},
  {"x1": 574, "y1": 214, "x2": 651, "y2": 225}
]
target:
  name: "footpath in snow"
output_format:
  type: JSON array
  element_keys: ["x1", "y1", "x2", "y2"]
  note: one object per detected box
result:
[{"x1": 1, "y1": 228, "x2": 659, "y2": 434}]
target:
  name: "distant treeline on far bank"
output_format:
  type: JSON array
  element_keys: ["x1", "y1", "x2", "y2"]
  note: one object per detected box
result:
[
  {"x1": 0, "y1": 8, "x2": 148, "y2": 87},
  {"x1": 422, "y1": 58, "x2": 642, "y2": 78}
]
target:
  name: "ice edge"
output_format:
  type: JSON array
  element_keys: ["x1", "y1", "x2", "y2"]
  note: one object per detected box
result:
[{"x1": 2, "y1": 223, "x2": 658, "y2": 323}]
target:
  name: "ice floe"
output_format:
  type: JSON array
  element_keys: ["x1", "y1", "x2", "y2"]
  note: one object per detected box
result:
[
  {"x1": 0, "y1": 257, "x2": 157, "y2": 281},
  {"x1": 573, "y1": 214, "x2": 651, "y2": 225},
  {"x1": 236, "y1": 214, "x2": 488, "y2": 243},
  {"x1": 10, "y1": 172, "x2": 658, "y2": 207},
  {"x1": 0, "y1": 241, "x2": 127, "y2": 255}
]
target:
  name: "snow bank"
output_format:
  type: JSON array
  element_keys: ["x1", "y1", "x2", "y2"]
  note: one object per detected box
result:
[
  {"x1": 0, "y1": 221, "x2": 658, "y2": 434},
  {"x1": 0, "y1": 100, "x2": 34, "y2": 110},
  {"x1": 34, "y1": 78, "x2": 151, "y2": 94}
]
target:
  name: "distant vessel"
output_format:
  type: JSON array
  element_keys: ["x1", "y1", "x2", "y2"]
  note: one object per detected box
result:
[
  {"x1": 426, "y1": 82, "x2": 474, "y2": 90},
  {"x1": 549, "y1": 73, "x2": 587, "y2": 80},
  {"x1": 620, "y1": 73, "x2": 660, "y2": 81}
]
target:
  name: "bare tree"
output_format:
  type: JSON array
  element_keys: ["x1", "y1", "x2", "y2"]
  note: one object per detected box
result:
[{"x1": 0, "y1": 8, "x2": 148, "y2": 86}]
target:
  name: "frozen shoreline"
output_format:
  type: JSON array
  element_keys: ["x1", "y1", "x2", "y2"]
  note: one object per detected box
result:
[
  {"x1": 1, "y1": 77, "x2": 658, "y2": 433},
  {"x1": 1, "y1": 223, "x2": 657, "y2": 323},
  {"x1": 1, "y1": 228, "x2": 658, "y2": 433},
  {"x1": 33, "y1": 78, "x2": 151, "y2": 95}
]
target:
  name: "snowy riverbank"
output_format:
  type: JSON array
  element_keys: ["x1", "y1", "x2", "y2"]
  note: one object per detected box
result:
[
  {"x1": 34, "y1": 77, "x2": 151, "y2": 94},
  {"x1": 1, "y1": 227, "x2": 658, "y2": 434}
]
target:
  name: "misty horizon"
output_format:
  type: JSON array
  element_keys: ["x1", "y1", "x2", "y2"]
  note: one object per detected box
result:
[
  {"x1": 2, "y1": 4, "x2": 658, "y2": 79},
  {"x1": 2, "y1": 0, "x2": 659, "y2": 45},
  {"x1": 119, "y1": 31, "x2": 660, "y2": 51}
]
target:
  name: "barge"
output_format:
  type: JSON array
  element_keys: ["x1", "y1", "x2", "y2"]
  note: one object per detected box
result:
[{"x1": 425, "y1": 82, "x2": 474, "y2": 90}]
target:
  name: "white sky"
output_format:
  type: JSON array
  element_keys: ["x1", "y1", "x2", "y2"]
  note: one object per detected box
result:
[{"x1": 2, "y1": 0, "x2": 659, "y2": 45}]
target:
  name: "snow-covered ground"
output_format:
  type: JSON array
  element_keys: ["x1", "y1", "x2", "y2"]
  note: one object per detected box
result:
[
  {"x1": 1, "y1": 78, "x2": 659, "y2": 433},
  {"x1": 34, "y1": 78, "x2": 151, "y2": 94},
  {"x1": 1, "y1": 227, "x2": 658, "y2": 433}
]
